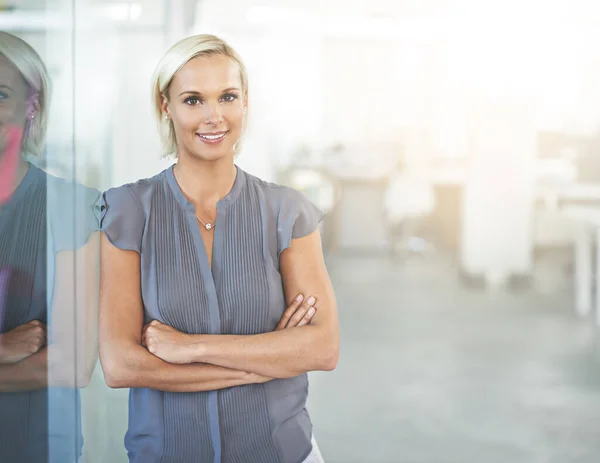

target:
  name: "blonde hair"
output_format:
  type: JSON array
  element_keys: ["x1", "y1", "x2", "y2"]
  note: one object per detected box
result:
[
  {"x1": 0, "y1": 32, "x2": 50, "y2": 157},
  {"x1": 151, "y1": 34, "x2": 248, "y2": 157}
]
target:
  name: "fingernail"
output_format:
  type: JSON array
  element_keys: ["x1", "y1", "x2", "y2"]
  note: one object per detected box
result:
[
  {"x1": 307, "y1": 296, "x2": 315, "y2": 305},
  {"x1": 308, "y1": 307, "x2": 315, "y2": 316},
  {"x1": 296, "y1": 294, "x2": 304, "y2": 302}
]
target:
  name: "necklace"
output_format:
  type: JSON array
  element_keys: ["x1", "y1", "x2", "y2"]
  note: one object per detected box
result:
[{"x1": 196, "y1": 215, "x2": 215, "y2": 231}]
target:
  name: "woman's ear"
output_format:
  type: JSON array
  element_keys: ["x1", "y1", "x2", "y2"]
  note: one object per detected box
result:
[
  {"x1": 160, "y1": 93, "x2": 170, "y2": 119},
  {"x1": 26, "y1": 92, "x2": 40, "y2": 119}
]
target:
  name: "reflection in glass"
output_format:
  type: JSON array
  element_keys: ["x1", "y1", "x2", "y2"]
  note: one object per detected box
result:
[{"x1": 0, "y1": 32, "x2": 99, "y2": 463}]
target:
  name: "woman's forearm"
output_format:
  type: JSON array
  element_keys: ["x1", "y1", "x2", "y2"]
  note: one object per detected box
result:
[
  {"x1": 50, "y1": 235, "x2": 101, "y2": 389},
  {"x1": 0, "y1": 349, "x2": 47, "y2": 392},
  {"x1": 0, "y1": 345, "x2": 98, "y2": 392},
  {"x1": 190, "y1": 325, "x2": 339, "y2": 379},
  {"x1": 0, "y1": 338, "x2": 255, "y2": 394},
  {"x1": 102, "y1": 342, "x2": 261, "y2": 392}
]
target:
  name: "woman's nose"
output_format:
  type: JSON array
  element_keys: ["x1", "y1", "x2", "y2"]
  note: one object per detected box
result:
[{"x1": 202, "y1": 103, "x2": 223, "y2": 124}]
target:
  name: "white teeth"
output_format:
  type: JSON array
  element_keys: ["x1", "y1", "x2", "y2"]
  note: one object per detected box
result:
[{"x1": 200, "y1": 133, "x2": 226, "y2": 140}]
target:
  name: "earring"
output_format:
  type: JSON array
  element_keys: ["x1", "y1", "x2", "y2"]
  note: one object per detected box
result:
[{"x1": 164, "y1": 114, "x2": 169, "y2": 120}]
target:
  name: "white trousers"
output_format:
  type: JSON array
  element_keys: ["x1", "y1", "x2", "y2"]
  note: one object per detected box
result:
[{"x1": 302, "y1": 436, "x2": 325, "y2": 463}]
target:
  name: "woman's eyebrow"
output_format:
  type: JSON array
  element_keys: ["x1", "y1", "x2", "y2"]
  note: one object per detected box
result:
[
  {"x1": 0, "y1": 84, "x2": 12, "y2": 92},
  {"x1": 179, "y1": 87, "x2": 240, "y2": 97}
]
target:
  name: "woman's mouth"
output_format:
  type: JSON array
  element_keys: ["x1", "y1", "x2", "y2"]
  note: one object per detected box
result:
[{"x1": 197, "y1": 131, "x2": 228, "y2": 144}]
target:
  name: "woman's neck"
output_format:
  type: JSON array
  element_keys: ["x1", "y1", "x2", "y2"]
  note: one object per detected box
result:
[
  {"x1": 0, "y1": 152, "x2": 30, "y2": 206},
  {"x1": 173, "y1": 154, "x2": 237, "y2": 207},
  {"x1": 13, "y1": 157, "x2": 30, "y2": 187}
]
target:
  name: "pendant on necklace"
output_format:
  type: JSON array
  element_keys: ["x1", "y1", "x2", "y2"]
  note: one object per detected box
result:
[{"x1": 204, "y1": 223, "x2": 213, "y2": 231}]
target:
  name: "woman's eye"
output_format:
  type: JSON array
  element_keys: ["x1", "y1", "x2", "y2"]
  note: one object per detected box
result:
[
  {"x1": 221, "y1": 93, "x2": 238, "y2": 103},
  {"x1": 0, "y1": 92, "x2": 7, "y2": 102},
  {"x1": 184, "y1": 96, "x2": 201, "y2": 105}
]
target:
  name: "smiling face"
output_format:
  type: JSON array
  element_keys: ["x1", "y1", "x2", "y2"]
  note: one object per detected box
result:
[{"x1": 162, "y1": 54, "x2": 247, "y2": 162}]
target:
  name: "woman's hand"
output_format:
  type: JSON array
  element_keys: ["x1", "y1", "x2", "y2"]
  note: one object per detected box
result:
[
  {"x1": 237, "y1": 294, "x2": 320, "y2": 384},
  {"x1": 275, "y1": 294, "x2": 318, "y2": 331},
  {"x1": 0, "y1": 320, "x2": 47, "y2": 364},
  {"x1": 143, "y1": 292, "x2": 317, "y2": 368},
  {"x1": 142, "y1": 320, "x2": 195, "y2": 364}
]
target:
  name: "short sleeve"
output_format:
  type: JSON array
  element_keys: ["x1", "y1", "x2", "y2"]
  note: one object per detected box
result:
[
  {"x1": 96, "y1": 185, "x2": 145, "y2": 253},
  {"x1": 50, "y1": 181, "x2": 101, "y2": 253},
  {"x1": 277, "y1": 187, "x2": 325, "y2": 257}
]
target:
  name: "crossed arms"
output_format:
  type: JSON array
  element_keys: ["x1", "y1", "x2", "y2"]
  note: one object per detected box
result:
[
  {"x1": 99, "y1": 229, "x2": 340, "y2": 392},
  {"x1": 0, "y1": 232, "x2": 100, "y2": 392}
]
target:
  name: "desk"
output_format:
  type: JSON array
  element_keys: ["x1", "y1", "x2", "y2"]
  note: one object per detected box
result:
[{"x1": 562, "y1": 205, "x2": 600, "y2": 325}]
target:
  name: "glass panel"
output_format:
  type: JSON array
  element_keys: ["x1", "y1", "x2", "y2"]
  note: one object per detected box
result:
[{"x1": 1, "y1": 1, "x2": 93, "y2": 462}]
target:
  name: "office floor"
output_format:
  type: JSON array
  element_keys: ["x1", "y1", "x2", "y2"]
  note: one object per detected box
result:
[{"x1": 308, "y1": 251, "x2": 600, "y2": 463}]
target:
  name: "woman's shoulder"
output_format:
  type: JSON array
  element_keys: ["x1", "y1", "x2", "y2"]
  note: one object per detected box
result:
[
  {"x1": 43, "y1": 168, "x2": 100, "y2": 202},
  {"x1": 242, "y1": 169, "x2": 324, "y2": 237},
  {"x1": 97, "y1": 169, "x2": 169, "y2": 253},
  {"x1": 241, "y1": 170, "x2": 324, "y2": 250},
  {"x1": 39, "y1": 166, "x2": 100, "y2": 219},
  {"x1": 38, "y1": 167, "x2": 102, "y2": 252},
  {"x1": 99, "y1": 167, "x2": 170, "y2": 232}
]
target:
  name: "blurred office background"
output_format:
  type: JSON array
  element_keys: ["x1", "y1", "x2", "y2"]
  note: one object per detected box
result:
[{"x1": 4, "y1": 0, "x2": 600, "y2": 461}]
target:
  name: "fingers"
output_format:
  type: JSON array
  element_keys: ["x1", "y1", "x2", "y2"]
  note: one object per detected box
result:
[
  {"x1": 141, "y1": 330, "x2": 152, "y2": 349},
  {"x1": 26, "y1": 320, "x2": 46, "y2": 342},
  {"x1": 34, "y1": 323, "x2": 46, "y2": 350},
  {"x1": 141, "y1": 319, "x2": 157, "y2": 337},
  {"x1": 296, "y1": 306, "x2": 317, "y2": 327},
  {"x1": 12, "y1": 320, "x2": 43, "y2": 333},
  {"x1": 275, "y1": 294, "x2": 305, "y2": 330},
  {"x1": 141, "y1": 320, "x2": 161, "y2": 348},
  {"x1": 141, "y1": 324, "x2": 151, "y2": 347},
  {"x1": 284, "y1": 295, "x2": 316, "y2": 329},
  {"x1": 25, "y1": 321, "x2": 46, "y2": 354},
  {"x1": 28, "y1": 320, "x2": 46, "y2": 331},
  {"x1": 143, "y1": 320, "x2": 163, "y2": 332},
  {"x1": 275, "y1": 294, "x2": 320, "y2": 330},
  {"x1": 143, "y1": 329, "x2": 158, "y2": 354}
]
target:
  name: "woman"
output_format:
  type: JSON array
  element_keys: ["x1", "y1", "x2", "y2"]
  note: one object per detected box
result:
[
  {"x1": 0, "y1": 32, "x2": 99, "y2": 462},
  {"x1": 98, "y1": 34, "x2": 339, "y2": 463}
]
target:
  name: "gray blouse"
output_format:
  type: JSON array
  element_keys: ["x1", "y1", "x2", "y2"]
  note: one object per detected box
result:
[
  {"x1": 99, "y1": 164, "x2": 324, "y2": 463},
  {"x1": 0, "y1": 163, "x2": 99, "y2": 463}
]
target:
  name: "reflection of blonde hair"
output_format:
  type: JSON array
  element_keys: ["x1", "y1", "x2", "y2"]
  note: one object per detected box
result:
[
  {"x1": 0, "y1": 32, "x2": 50, "y2": 157},
  {"x1": 151, "y1": 34, "x2": 248, "y2": 157}
]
